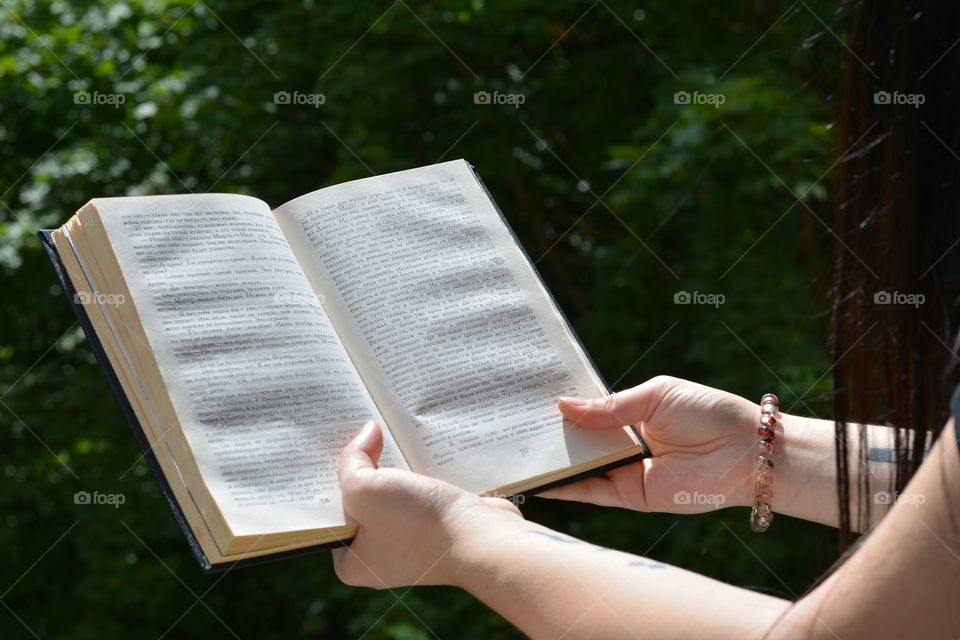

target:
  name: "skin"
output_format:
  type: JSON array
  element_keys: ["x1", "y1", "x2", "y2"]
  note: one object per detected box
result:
[{"x1": 333, "y1": 375, "x2": 960, "y2": 639}]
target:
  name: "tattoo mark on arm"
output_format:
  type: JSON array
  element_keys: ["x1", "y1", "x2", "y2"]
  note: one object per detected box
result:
[
  {"x1": 528, "y1": 531, "x2": 583, "y2": 544},
  {"x1": 528, "y1": 531, "x2": 667, "y2": 569},
  {"x1": 867, "y1": 447, "x2": 894, "y2": 463}
]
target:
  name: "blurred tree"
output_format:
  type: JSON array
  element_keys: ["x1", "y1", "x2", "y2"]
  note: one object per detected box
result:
[{"x1": 1, "y1": 1, "x2": 844, "y2": 637}]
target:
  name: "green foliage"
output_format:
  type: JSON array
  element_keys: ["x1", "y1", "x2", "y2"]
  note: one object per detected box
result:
[{"x1": 1, "y1": 1, "x2": 845, "y2": 637}]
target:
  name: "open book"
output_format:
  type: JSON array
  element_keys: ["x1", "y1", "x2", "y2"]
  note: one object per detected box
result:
[{"x1": 43, "y1": 159, "x2": 646, "y2": 569}]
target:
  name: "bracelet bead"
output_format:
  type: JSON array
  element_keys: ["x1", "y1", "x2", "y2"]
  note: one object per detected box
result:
[{"x1": 749, "y1": 393, "x2": 780, "y2": 533}]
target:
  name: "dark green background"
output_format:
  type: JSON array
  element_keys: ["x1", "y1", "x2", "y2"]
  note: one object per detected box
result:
[{"x1": 1, "y1": 1, "x2": 844, "y2": 637}]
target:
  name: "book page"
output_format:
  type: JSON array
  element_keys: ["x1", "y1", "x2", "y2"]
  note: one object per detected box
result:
[
  {"x1": 274, "y1": 160, "x2": 638, "y2": 493},
  {"x1": 94, "y1": 194, "x2": 408, "y2": 538}
]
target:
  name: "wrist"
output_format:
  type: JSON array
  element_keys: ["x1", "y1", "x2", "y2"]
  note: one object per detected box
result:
[
  {"x1": 730, "y1": 397, "x2": 767, "y2": 509},
  {"x1": 765, "y1": 412, "x2": 837, "y2": 525},
  {"x1": 441, "y1": 500, "x2": 526, "y2": 588}
]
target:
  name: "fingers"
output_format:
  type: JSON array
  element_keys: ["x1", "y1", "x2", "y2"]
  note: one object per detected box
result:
[
  {"x1": 331, "y1": 545, "x2": 384, "y2": 589},
  {"x1": 338, "y1": 420, "x2": 384, "y2": 484},
  {"x1": 537, "y1": 475, "x2": 625, "y2": 508},
  {"x1": 481, "y1": 495, "x2": 523, "y2": 517},
  {"x1": 537, "y1": 460, "x2": 650, "y2": 511},
  {"x1": 558, "y1": 376, "x2": 673, "y2": 429},
  {"x1": 331, "y1": 548, "x2": 353, "y2": 583}
]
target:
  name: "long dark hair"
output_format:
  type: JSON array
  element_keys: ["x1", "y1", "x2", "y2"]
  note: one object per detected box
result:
[{"x1": 832, "y1": 0, "x2": 960, "y2": 548}]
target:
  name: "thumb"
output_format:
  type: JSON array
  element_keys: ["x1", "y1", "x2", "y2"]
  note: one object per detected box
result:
[
  {"x1": 558, "y1": 377, "x2": 671, "y2": 429},
  {"x1": 338, "y1": 420, "x2": 384, "y2": 483}
]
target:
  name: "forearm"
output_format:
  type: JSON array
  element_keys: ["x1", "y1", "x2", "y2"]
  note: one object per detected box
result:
[
  {"x1": 449, "y1": 514, "x2": 789, "y2": 640},
  {"x1": 771, "y1": 414, "x2": 896, "y2": 529}
]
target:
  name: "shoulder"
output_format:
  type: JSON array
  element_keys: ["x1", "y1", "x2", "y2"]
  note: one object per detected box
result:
[{"x1": 774, "y1": 420, "x2": 960, "y2": 639}]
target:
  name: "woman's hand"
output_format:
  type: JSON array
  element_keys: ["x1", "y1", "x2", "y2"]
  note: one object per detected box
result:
[
  {"x1": 333, "y1": 421, "x2": 524, "y2": 589},
  {"x1": 542, "y1": 376, "x2": 759, "y2": 513}
]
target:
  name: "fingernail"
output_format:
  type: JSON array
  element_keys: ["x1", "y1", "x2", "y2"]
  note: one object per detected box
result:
[{"x1": 559, "y1": 397, "x2": 589, "y2": 407}]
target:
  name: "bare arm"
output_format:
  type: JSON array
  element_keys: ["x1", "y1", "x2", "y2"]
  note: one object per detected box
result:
[
  {"x1": 773, "y1": 413, "x2": 897, "y2": 529},
  {"x1": 333, "y1": 421, "x2": 791, "y2": 639},
  {"x1": 453, "y1": 422, "x2": 958, "y2": 639},
  {"x1": 334, "y1": 419, "x2": 960, "y2": 639},
  {"x1": 544, "y1": 377, "x2": 900, "y2": 531},
  {"x1": 771, "y1": 422, "x2": 960, "y2": 638},
  {"x1": 450, "y1": 514, "x2": 790, "y2": 639}
]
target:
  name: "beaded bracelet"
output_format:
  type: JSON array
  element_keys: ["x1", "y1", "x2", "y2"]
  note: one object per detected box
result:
[{"x1": 749, "y1": 393, "x2": 779, "y2": 533}]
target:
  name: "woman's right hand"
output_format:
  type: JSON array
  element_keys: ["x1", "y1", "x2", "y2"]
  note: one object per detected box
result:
[{"x1": 541, "y1": 376, "x2": 762, "y2": 513}]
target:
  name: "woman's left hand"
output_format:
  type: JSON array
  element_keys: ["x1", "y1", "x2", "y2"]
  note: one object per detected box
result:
[{"x1": 333, "y1": 421, "x2": 524, "y2": 589}]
